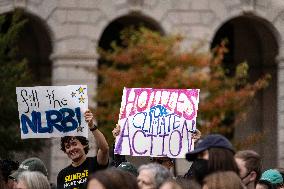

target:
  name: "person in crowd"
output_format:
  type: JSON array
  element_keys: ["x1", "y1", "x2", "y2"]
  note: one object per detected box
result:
[
  {"x1": 235, "y1": 150, "x2": 262, "y2": 189},
  {"x1": 202, "y1": 171, "x2": 246, "y2": 189},
  {"x1": 87, "y1": 168, "x2": 139, "y2": 189},
  {"x1": 9, "y1": 157, "x2": 48, "y2": 181},
  {"x1": 185, "y1": 134, "x2": 239, "y2": 184},
  {"x1": 116, "y1": 161, "x2": 138, "y2": 176},
  {"x1": 57, "y1": 109, "x2": 109, "y2": 189},
  {"x1": 159, "y1": 179, "x2": 183, "y2": 189},
  {"x1": 0, "y1": 159, "x2": 19, "y2": 189},
  {"x1": 256, "y1": 169, "x2": 284, "y2": 189},
  {"x1": 15, "y1": 171, "x2": 50, "y2": 189},
  {"x1": 137, "y1": 163, "x2": 173, "y2": 189},
  {"x1": 175, "y1": 176, "x2": 202, "y2": 189},
  {"x1": 8, "y1": 157, "x2": 56, "y2": 189},
  {"x1": 257, "y1": 182, "x2": 276, "y2": 189}
]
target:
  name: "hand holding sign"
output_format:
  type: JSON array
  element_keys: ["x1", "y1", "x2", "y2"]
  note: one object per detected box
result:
[
  {"x1": 112, "y1": 124, "x2": 121, "y2": 138},
  {"x1": 192, "y1": 129, "x2": 201, "y2": 143},
  {"x1": 84, "y1": 109, "x2": 95, "y2": 128}
]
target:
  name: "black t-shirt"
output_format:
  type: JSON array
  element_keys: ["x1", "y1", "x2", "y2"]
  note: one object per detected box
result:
[{"x1": 57, "y1": 157, "x2": 108, "y2": 189}]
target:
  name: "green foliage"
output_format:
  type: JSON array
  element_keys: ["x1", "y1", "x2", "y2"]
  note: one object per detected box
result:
[{"x1": 0, "y1": 10, "x2": 44, "y2": 158}]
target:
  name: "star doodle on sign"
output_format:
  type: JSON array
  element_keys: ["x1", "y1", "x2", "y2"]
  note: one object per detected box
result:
[
  {"x1": 78, "y1": 95, "x2": 85, "y2": 103},
  {"x1": 77, "y1": 86, "x2": 86, "y2": 94},
  {"x1": 77, "y1": 125, "x2": 84, "y2": 132},
  {"x1": 71, "y1": 91, "x2": 76, "y2": 98}
]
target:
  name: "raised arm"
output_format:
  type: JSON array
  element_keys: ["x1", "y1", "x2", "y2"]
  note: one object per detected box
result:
[{"x1": 84, "y1": 109, "x2": 109, "y2": 165}]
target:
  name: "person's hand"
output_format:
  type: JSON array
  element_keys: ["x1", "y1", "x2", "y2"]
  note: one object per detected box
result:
[
  {"x1": 84, "y1": 109, "x2": 94, "y2": 128},
  {"x1": 112, "y1": 124, "x2": 121, "y2": 138},
  {"x1": 192, "y1": 129, "x2": 201, "y2": 143}
]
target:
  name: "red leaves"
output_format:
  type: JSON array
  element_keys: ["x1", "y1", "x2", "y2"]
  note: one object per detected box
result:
[{"x1": 95, "y1": 27, "x2": 270, "y2": 143}]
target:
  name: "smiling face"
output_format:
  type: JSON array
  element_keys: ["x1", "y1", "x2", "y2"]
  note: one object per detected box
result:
[{"x1": 64, "y1": 137, "x2": 86, "y2": 162}]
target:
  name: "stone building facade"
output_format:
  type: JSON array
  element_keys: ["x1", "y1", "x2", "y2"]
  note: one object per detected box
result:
[{"x1": 1, "y1": 0, "x2": 284, "y2": 183}]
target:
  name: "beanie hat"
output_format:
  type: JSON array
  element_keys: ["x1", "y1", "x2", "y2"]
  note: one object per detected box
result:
[
  {"x1": 117, "y1": 162, "x2": 138, "y2": 176},
  {"x1": 259, "y1": 169, "x2": 283, "y2": 184}
]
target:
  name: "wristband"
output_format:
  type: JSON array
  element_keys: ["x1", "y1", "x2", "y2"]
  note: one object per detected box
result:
[{"x1": 90, "y1": 124, "x2": 98, "y2": 131}]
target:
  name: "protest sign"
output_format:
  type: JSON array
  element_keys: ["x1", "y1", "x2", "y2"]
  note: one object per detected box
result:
[
  {"x1": 114, "y1": 87, "x2": 199, "y2": 158},
  {"x1": 16, "y1": 85, "x2": 88, "y2": 139}
]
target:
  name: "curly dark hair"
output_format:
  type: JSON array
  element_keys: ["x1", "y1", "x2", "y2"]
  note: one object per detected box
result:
[{"x1": 60, "y1": 136, "x2": 89, "y2": 154}]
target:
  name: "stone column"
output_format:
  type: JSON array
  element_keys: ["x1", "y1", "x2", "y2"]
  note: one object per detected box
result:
[
  {"x1": 49, "y1": 53, "x2": 98, "y2": 183},
  {"x1": 277, "y1": 52, "x2": 284, "y2": 167}
]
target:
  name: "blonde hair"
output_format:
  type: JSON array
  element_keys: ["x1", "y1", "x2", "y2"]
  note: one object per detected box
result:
[
  {"x1": 17, "y1": 171, "x2": 50, "y2": 189},
  {"x1": 203, "y1": 171, "x2": 245, "y2": 189}
]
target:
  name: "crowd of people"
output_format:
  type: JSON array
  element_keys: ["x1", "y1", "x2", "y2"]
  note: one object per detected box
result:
[{"x1": 1, "y1": 109, "x2": 284, "y2": 189}]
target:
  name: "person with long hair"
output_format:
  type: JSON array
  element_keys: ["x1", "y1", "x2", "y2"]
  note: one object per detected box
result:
[
  {"x1": 185, "y1": 134, "x2": 239, "y2": 184},
  {"x1": 202, "y1": 171, "x2": 245, "y2": 189}
]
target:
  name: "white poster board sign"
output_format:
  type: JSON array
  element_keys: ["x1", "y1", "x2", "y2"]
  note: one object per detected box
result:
[
  {"x1": 16, "y1": 85, "x2": 88, "y2": 138},
  {"x1": 114, "y1": 88, "x2": 200, "y2": 158}
]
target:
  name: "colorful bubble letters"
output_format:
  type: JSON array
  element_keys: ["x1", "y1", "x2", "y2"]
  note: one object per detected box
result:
[
  {"x1": 114, "y1": 88, "x2": 200, "y2": 158},
  {"x1": 16, "y1": 85, "x2": 88, "y2": 139}
]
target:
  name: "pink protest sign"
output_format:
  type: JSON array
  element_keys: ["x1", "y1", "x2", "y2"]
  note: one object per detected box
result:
[{"x1": 114, "y1": 87, "x2": 200, "y2": 158}]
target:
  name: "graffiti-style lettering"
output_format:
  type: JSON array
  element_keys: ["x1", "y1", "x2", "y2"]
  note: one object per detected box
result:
[
  {"x1": 114, "y1": 118, "x2": 133, "y2": 155},
  {"x1": 132, "y1": 130, "x2": 148, "y2": 155},
  {"x1": 20, "y1": 107, "x2": 81, "y2": 134},
  {"x1": 169, "y1": 130, "x2": 182, "y2": 157},
  {"x1": 119, "y1": 88, "x2": 199, "y2": 120},
  {"x1": 115, "y1": 88, "x2": 199, "y2": 158}
]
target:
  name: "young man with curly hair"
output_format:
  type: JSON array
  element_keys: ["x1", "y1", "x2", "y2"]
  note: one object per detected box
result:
[{"x1": 57, "y1": 110, "x2": 109, "y2": 189}]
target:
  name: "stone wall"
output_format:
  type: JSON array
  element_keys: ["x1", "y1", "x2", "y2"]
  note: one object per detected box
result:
[{"x1": 1, "y1": 0, "x2": 284, "y2": 183}]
